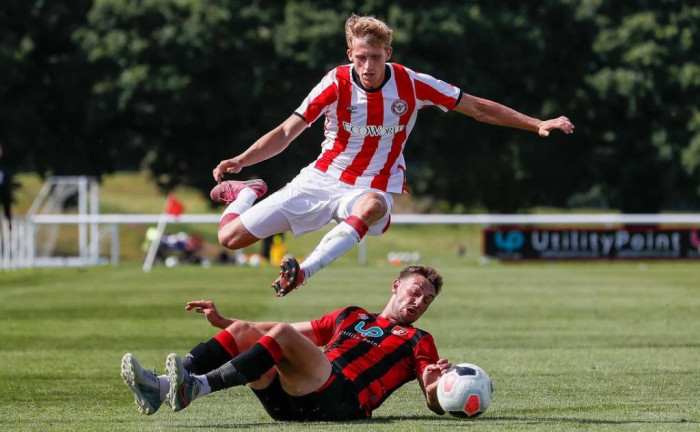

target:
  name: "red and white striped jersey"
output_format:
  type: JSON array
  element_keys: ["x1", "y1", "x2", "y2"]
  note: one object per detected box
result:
[{"x1": 295, "y1": 63, "x2": 462, "y2": 194}]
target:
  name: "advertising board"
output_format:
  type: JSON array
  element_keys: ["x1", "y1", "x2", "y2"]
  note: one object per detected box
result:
[{"x1": 483, "y1": 227, "x2": 700, "y2": 261}]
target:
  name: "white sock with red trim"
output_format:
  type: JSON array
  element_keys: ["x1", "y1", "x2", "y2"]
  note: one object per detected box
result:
[
  {"x1": 301, "y1": 216, "x2": 367, "y2": 281},
  {"x1": 220, "y1": 188, "x2": 257, "y2": 221}
]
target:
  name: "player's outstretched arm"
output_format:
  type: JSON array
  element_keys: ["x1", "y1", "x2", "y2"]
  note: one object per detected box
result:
[
  {"x1": 419, "y1": 358, "x2": 452, "y2": 415},
  {"x1": 453, "y1": 93, "x2": 574, "y2": 137},
  {"x1": 184, "y1": 300, "x2": 318, "y2": 345},
  {"x1": 212, "y1": 114, "x2": 308, "y2": 183}
]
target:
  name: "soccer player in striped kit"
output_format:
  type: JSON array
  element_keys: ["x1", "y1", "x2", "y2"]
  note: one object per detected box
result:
[
  {"x1": 122, "y1": 265, "x2": 450, "y2": 420},
  {"x1": 210, "y1": 14, "x2": 575, "y2": 296}
]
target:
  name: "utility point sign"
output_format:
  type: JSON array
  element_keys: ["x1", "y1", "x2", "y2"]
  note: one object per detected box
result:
[{"x1": 483, "y1": 227, "x2": 700, "y2": 261}]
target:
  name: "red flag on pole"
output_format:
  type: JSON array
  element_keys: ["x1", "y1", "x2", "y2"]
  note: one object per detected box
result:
[
  {"x1": 144, "y1": 194, "x2": 184, "y2": 272},
  {"x1": 165, "y1": 194, "x2": 185, "y2": 216}
]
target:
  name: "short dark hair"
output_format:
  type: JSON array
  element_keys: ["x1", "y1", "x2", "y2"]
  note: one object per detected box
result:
[{"x1": 398, "y1": 265, "x2": 443, "y2": 295}]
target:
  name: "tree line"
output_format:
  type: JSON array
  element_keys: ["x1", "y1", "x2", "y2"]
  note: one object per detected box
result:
[{"x1": 1, "y1": 0, "x2": 698, "y2": 213}]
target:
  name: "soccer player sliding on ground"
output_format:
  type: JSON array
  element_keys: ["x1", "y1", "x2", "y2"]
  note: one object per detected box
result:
[
  {"x1": 210, "y1": 14, "x2": 575, "y2": 297},
  {"x1": 122, "y1": 265, "x2": 452, "y2": 420}
]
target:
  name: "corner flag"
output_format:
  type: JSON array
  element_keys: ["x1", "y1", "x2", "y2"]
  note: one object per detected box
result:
[
  {"x1": 143, "y1": 194, "x2": 185, "y2": 272},
  {"x1": 166, "y1": 194, "x2": 185, "y2": 217}
]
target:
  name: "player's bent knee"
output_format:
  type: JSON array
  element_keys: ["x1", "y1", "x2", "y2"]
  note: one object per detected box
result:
[
  {"x1": 269, "y1": 322, "x2": 295, "y2": 336},
  {"x1": 226, "y1": 320, "x2": 252, "y2": 334},
  {"x1": 218, "y1": 227, "x2": 260, "y2": 250},
  {"x1": 218, "y1": 236, "x2": 240, "y2": 250},
  {"x1": 354, "y1": 193, "x2": 389, "y2": 222},
  {"x1": 267, "y1": 323, "x2": 303, "y2": 346},
  {"x1": 218, "y1": 230, "x2": 237, "y2": 249}
]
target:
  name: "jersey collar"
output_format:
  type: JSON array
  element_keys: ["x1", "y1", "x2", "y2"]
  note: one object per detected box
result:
[{"x1": 351, "y1": 64, "x2": 392, "y2": 93}]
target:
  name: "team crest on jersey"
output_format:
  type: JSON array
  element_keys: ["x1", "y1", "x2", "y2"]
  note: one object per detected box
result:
[
  {"x1": 391, "y1": 99, "x2": 408, "y2": 116},
  {"x1": 392, "y1": 327, "x2": 408, "y2": 336}
]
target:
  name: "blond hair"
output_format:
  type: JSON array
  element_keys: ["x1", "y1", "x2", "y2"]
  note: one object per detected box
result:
[{"x1": 345, "y1": 14, "x2": 393, "y2": 49}]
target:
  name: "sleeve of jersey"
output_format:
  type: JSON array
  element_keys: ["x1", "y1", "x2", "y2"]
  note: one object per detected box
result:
[
  {"x1": 310, "y1": 308, "x2": 343, "y2": 346},
  {"x1": 413, "y1": 332, "x2": 440, "y2": 378},
  {"x1": 413, "y1": 71, "x2": 462, "y2": 112},
  {"x1": 294, "y1": 69, "x2": 339, "y2": 125}
]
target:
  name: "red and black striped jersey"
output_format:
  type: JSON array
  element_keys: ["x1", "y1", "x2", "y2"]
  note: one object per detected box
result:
[
  {"x1": 310, "y1": 306, "x2": 440, "y2": 415},
  {"x1": 295, "y1": 63, "x2": 462, "y2": 194}
]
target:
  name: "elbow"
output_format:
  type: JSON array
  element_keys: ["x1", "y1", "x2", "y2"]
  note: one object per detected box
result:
[
  {"x1": 471, "y1": 111, "x2": 490, "y2": 124},
  {"x1": 469, "y1": 102, "x2": 495, "y2": 124}
]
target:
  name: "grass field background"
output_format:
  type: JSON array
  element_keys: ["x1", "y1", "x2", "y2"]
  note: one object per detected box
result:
[
  {"x1": 1, "y1": 173, "x2": 699, "y2": 430},
  {"x1": 1, "y1": 260, "x2": 698, "y2": 431}
]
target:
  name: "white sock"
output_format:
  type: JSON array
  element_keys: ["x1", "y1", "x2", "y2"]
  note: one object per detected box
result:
[
  {"x1": 159, "y1": 374, "x2": 211, "y2": 401},
  {"x1": 221, "y1": 188, "x2": 257, "y2": 220},
  {"x1": 301, "y1": 221, "x2": 361, "y2": 280},
  {"x1": 194, "y1": 375, "x2": 211, "y2": 397},
  {"x1": 158, "y1": 375, "x2": 169, "y2": 401}
]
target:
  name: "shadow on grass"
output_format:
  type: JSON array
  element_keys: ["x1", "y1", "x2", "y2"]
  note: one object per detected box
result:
[
  {"x1": 170, "y1": 415, "x2": 697, "y2": 428},
  {"x1": 444, "y1": 416, "x2": 697, "y2": 425}
]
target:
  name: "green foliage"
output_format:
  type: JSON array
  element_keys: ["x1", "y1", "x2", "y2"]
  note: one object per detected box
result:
[
  {"x1": 0, "y1": 0, "x2": 104, "y2": 176},
  {"x1": 584, "y1": 2, "x2": 700, "y2": 211},
  {"x1": 75, "y1": 0, "x2": 289, "y2": 193},
  {"x1": 391, "y1": 1, "x2": 595, "y2": 212},
  {"x1": 0, "y1": 1, "x2": 698, "y2": 211}
]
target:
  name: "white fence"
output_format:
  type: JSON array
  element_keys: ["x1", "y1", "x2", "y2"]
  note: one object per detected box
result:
[{"x1": 2, "y1": 213, "x2": 700, "y2": 269}]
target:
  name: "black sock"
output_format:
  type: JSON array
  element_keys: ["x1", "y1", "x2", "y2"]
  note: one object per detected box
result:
[
  {"x1": 183, "y1": 339, "x2": 234, "y2": 374},
  {"x1": 205, "y1": 362, "x2": 248, "y2": 391},
  {"x1": 205, "y1": 341, "x2": 279, "y2": 392}
]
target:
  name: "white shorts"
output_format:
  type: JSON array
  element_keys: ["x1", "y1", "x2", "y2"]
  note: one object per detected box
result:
[{"x1": 239, "y1": 167, "x2": 394, "y2": 239}]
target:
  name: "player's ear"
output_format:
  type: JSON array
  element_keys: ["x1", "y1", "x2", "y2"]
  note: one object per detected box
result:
[
  {"x1": 347, "y1": 48, "x2": 353, "y2": 62},
  {"x1": 385, "y1": 46, "x2": 392, "y2": 61},
  {"x1": 391, "y1": 279, "x2": 400, "y2": 294}
]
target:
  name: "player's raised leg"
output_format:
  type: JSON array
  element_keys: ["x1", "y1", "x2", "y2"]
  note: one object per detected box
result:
[
  {"x1": 180, "y1": 314, "x2": 272, "y2": 375},
  {"x1": 167, "y1": 322, "x2": 331, "y2": 411},
  {"x1": 272, "y1": 192, "x2": 388, "y2": 296},
  {"x1": 210, "y1": 179, "x2": 267, "y2": 250},
  {"x1": 166, "y1": 317, "x2": 273, "y2": 411}
]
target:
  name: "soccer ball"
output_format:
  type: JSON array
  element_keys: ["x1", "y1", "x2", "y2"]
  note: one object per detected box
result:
[{"x1": 436, "y1": 363, "x2": 493, "y2": 418}]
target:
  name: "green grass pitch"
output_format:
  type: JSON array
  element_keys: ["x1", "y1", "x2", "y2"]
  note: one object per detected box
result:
[{"x1": 0, "y1": 260, "x2": 698, "y2": 431}]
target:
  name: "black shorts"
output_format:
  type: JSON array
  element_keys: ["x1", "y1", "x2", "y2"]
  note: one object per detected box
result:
[{"x1": 252, "y1": 370, "x2": 368, "y2": 421}]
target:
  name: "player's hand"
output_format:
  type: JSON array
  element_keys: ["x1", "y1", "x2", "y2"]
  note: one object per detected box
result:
[
  {"x1": 212, "y1": 158, "x2": 243, "y2": 183},
  {"x1": 423, "y1": 358, "x2": 452, "y2": 386},
  {"x1": 434, "y1": 358, "x2": 452, "y2": 375},
  {"x1": 185, "y1": 300, "x2": 234, "y2": 329},
  {"x1": 537, "y1": 116, "x2": 575, "y2": 137},
  {"x1": 422, "y1": 358, "x2": 452, "y2": 414}
]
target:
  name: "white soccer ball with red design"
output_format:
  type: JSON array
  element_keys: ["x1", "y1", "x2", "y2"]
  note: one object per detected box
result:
[{"x1": 436, "y1": 363, "x2": 493, "y2": 418}]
